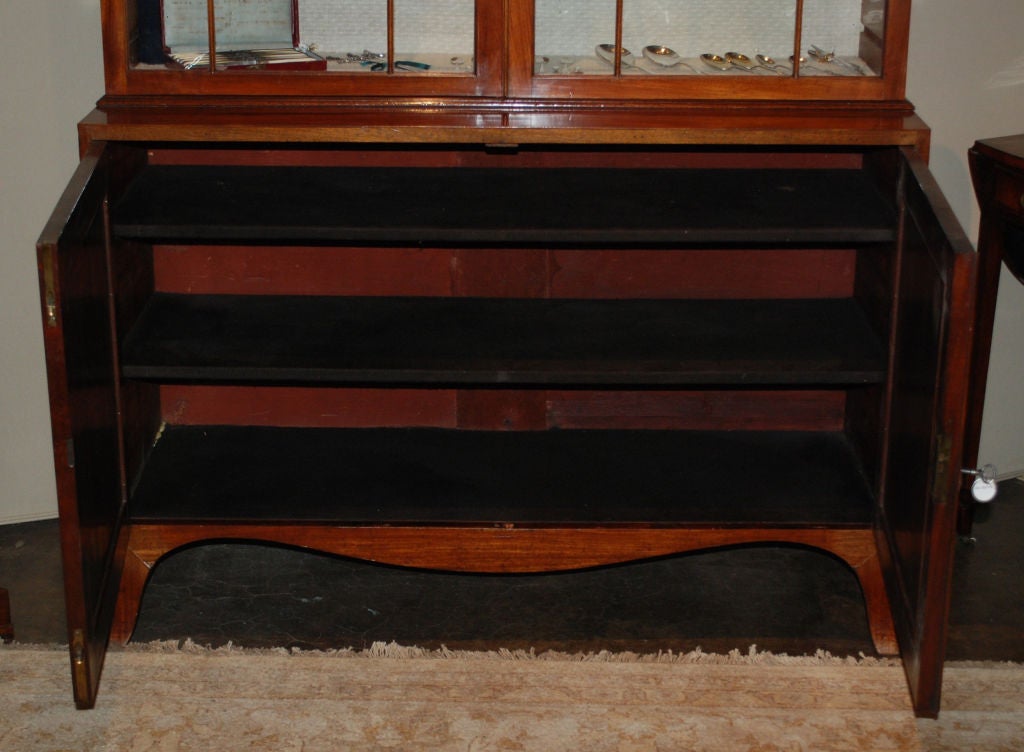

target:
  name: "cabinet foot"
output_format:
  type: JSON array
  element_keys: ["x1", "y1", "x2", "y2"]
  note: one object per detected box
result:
[
  {"x1": 842, "y1": 542, "x2": 899, "y2": 655},
  {"x1": 111, "y1": 548, "x2": 154, "y2": 644}
]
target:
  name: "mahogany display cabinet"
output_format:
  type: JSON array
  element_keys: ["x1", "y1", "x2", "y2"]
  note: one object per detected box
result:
[{"x1": 38, "y1": 0, "x2": 976, "y2": 717}]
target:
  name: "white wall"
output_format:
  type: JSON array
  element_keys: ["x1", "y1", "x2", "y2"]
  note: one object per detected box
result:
[
  {"x1": 906, "y1": 0, "x2": 1024, "y2": 474},
  {"x1": 0, "y1": 1, "x2": 104, "y2": 523},
  {"x1": 0, "y1": 1, "x2": 1022, "y2": 522}
]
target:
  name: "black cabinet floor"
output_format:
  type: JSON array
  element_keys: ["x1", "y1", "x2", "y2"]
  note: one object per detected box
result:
[{"x1": 2, "y1": 480, "x2": 1022, "y2": 661}]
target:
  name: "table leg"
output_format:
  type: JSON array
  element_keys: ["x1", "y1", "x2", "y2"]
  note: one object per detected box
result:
[{"x1": 0, "y1": 588, "x2": 13, "y2": 643}]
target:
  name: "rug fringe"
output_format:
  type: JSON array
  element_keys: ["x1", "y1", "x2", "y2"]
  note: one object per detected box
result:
[
  {"x1": 105, "y1": 638, "x2": 903, "y2": 666},
  {"x1": 12, "y1": 640, "x2": 1022, "y2": 671}
]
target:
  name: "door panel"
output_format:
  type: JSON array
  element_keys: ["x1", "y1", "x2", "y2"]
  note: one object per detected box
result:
[
  {"x1": 37, "y1": 142, "x2": 125, "y2": 709},
  {"x1": 880, "y1": 148, "x2": 976, "y2": 718}
]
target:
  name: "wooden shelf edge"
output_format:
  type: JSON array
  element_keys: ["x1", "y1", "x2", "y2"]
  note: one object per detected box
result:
[
  {"x1": 78, "y1": 107, "x2": 932, "y2": 154},
  {"x1": 127, "y1": 426, "x2": 876, "y2": 526},
  {"x1": 92, "y1": 95, "x2": 920, "y2": 115},
  {"x1": 119, "y1": 296, "x2": 889, "y2": 387}
]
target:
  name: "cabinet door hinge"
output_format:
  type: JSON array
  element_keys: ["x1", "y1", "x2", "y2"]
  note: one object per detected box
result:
[
  {"x1": 931, "y1": 433, "x2": 953, "y2": 504},
  {"x1": 41, "y1": 246, "x2": 57, "y2": 328},
  {"x1": 70, "y1": 628, "x2": 90, "y2": 702}
]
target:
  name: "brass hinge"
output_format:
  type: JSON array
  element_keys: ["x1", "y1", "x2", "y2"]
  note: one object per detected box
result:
[
  {"x1": 70, "y1": 628, "x2": 90, "y2": 702},
  {"x1": 931, "y1": 433, "x2": 953, "y2": 504},
  {"x1": 41, "y1": 246, "x2": 57, "y2": 328}
]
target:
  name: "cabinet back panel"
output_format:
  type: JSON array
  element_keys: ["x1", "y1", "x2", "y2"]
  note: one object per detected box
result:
[
  {"x1": 158, "y1": 385, "x2": 847, "y2": 432},
  {"x1": 145, "y1": 147, "x2": 866, "y2": 171},
  {"x1": 152, "y1": 246, "x2": 857, "y2": 299},
  {"x1": 549, "y1": 249, "x2": 856, "y2": 299}
]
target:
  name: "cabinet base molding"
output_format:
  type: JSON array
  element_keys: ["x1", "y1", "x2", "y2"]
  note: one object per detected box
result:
[{"x1": 113, "y1": 522, "x2": 898, "y2": 656}]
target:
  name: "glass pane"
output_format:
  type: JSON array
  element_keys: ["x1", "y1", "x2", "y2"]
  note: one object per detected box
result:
[
  {"x1": 211, "y1": 0, "x2": 313, "y2": 71},
  {"x1": 299, "y1": 1, "x2": 388, "y2": 61},
  {"x1": 535, "y1": 0, "x2": 808, "y2": 78},
  {"x1": 135, "y1": 0, "x2": 329, "y2": 71},
  {"x1": 623, "y1": 0, "x2": 798, "y2": 77},
  {"x1": 303, "y1": 0, "x2": 476, "y2": 74},
  {"x1": 147, "y1": 0, "x2": 214, "y2": 69},
  {"x1": 394, "y1": 0, "x2": 476, "y2": 73},
  {"x1": 531, "y1": 1, "x2": 884, "y2": 80},
  {"x1": 299, "y1": 0, "x2": 388, "y2": 71},
  {"x1": 131, "y1": 0, "x2": 477, "y2": 75},
  {"x1": 534, "y1": 0, "x2": 618, "y2": 76},
  {"x1": 212, "y1": 0, "x2": 295, "y2": 50},
  {"x1": 801, "y1": 0, "x2": 883, "y2": 76}
]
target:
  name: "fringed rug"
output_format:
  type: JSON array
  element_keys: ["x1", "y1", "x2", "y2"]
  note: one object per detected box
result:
[{"x1": 1, "y1": 642, "x2": 1021, "y2": 751}]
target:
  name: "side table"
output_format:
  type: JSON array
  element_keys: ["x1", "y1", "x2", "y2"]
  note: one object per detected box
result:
[{"x1": 961, "y1": 135, "x2": 1024, "y2": 533}]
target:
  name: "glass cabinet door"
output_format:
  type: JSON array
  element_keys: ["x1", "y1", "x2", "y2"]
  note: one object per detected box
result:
[
  {"x1": 114, "y1": 0, "x2": 501, "y2": 96},
  {"x1": 511, "y1": 0, "x2": 903, "y2": 102}
]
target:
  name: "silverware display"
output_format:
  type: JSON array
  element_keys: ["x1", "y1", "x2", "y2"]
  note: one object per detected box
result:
[{"x1": 547, "y1": 44, "x2": 869, "y2": 78}]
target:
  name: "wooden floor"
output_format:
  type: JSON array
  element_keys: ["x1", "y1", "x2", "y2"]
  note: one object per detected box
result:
[{"x1": 1, "y1": 480, "x2": 1022, "y2": 661}]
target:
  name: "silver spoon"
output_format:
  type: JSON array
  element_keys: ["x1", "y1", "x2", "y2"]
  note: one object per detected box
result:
[
  {"x1": 596, "y1": 43, "x2": 635, "y2": 68},
  {"x1": 700, "y1": 53, "x2": 732, "y2": 71},
  {"x1": 642, "y1": 45, "x2": 700, "y2": 74},
  {"x1": 724, "y1": 52, "x2": 769, "y2": 74},
  {"x1": 644, "y1": 45, "x2": 681, "y2": 67},
  {"x1": 755, "y1": 54, "x2": 790, "y2": 75}
]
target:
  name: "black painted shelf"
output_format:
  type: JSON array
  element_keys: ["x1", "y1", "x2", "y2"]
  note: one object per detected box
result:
[
  {"x1": 129, "y1": 426, "x2": 875, "y2": 526},
  {"x1": 120, "y1": 294, "x2": 888, "y2": 385},
  {"x1": 110, "y1": 166, "x2": 898, "y2": 245}
]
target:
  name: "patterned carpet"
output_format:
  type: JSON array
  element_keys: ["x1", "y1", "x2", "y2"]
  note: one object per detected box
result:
[{"x1": 1, "y1": 643, "x2": 1021, "y2": 751}]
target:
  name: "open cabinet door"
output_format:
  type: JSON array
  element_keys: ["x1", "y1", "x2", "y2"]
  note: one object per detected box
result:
[
  {"x1": 880, "y1": 147, "x2": 977, "y2": 718},
  {"x1": 37, "y1": 142, "x2": 126, "y2": 709}
]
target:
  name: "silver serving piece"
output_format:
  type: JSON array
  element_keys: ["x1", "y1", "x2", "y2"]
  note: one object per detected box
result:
[{"x1": 596, "y1": 43, "x2": 635, "y2": 67}]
